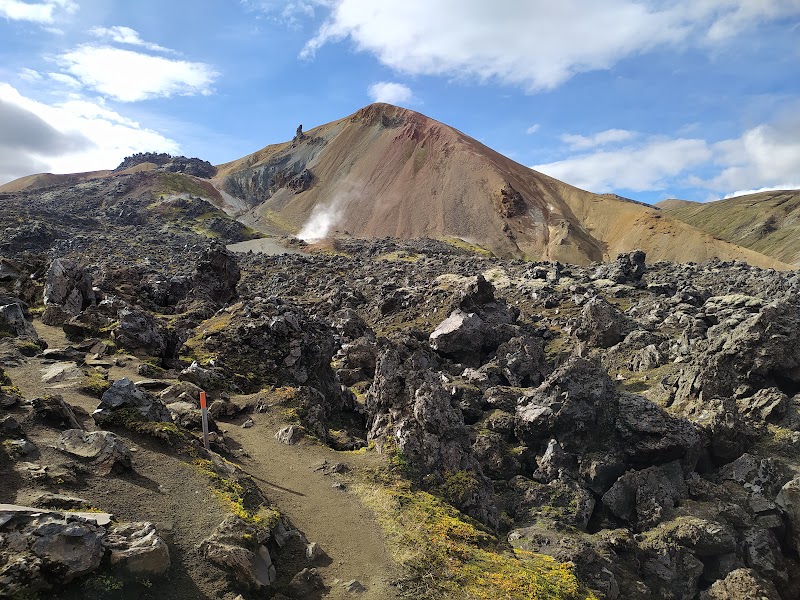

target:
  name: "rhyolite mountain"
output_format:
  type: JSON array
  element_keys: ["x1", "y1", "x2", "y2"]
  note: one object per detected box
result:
[
  {"x1": 213, "y1": 103, "x2": 788, "y2": 267},
  {"x1": 1, "y1": 102, "x2": 791, "y2": 269},
  {"x1": 658, "y1": 189, "x2": 800, "y2": 266}
]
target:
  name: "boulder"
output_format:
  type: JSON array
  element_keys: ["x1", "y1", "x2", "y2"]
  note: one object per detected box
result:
[
  {"x1": 275, "y1": 425, "x2": 303, "y2": 445},
  {"x1": 94, "y1": 377, "x2": 171, "y2": 424},
  {"x1": 104, "y1": 521, "x2": 170, "y2": 575},
  {"x1": 511, "y1": 475, "x2": 596, "y2": 530},
  {"x1": 737, "y1": 388, "x2": 788, "y2": 424},
  {"x1": 533, "y1": 438, "x2": 578, "y2": 483},
  {"x1": 594, "y1": 250, "x2": 646, "y2": 284},
  {"x1": 289, "y1": 567, "x2": 325, "y2": 596},
  {"x1": 0, "y1": 301, "x2": 37, "y2": 339},
  {"x1": 743, "y1": 527, "x2": 786, "y2": 583},
  {"x1": 776, "y1": 475, "x2": 800, "y2": 553},
  {"x1": 574, "y1": 297, "x2": 629, "y2": 348},
  {"x1": 199, "y1": 516, "x2": 276, "y2": 590},
  {"x1": 56, "y1": 429, "x2": 132, "y2": 475},
  {"x1": 717, "y1": 453, "x2": 788, "y2": 497},
  {"x1": 42, "y1": 258, "x2": 95, "y2": 323},
  {"x1": 167, "y1": 401, "x2": 218, "y2": 432},
  {"x1": 670, "y1": 297, "x2": 800, "y2": 411},
  {"x1": 192, "y1": 241, "x2": 240, "y2": 305},
  {"x1": 40, "y1": 361, "x2": 83, "y2": 384},
  {"x1": 471, "y1": 431, "x2": 522, "y2": 480},
  {"x1": 31, "y1": 395, "x2": 81, "y2": 429},
  {"x1": 429, "y1": 309, "x2": 484, "y2": 364},
  {"x1": 495, "y1": 335, "x2": 547, "y2": 387},
  {"x1": 112, "y1": 307, "x2": 167, "y2": 358},
  {"x1": 159, "y1": 380, "x2": 203, "y2": 403},
  {"x1": 0, "y1": 509, "x2": 105, "y2": 594},
  {"x1": 602, "y1": 461, "x2": 687, "y2": 530},
  {"x1": 515, "y1": 356, "x2": 616, "y2": 450},
  {"x1": 614, "y1": 393, "x2": 702, "y2": 472},
  {"x1": 178, "y1": 361, "x2": 221, "y2": 390},
  {"x1": 700, "y1": 568, "x2": 781, "y2": 600},
  {"x1": 367, "y1": 335, "x2": 497, "y2": 526}
]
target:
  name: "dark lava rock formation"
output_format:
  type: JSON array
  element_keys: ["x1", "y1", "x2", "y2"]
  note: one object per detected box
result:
[{"x1": 2, "y1": 177, "x2": 800, "y2": 599}]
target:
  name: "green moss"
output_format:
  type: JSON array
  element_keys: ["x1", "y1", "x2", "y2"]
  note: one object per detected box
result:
[
  {"x1": 79, "y1": 369, "x2": 112, "y2": 397},
  {"x1": 180, "y1": 312, "x2": 233, "y2": 363},
  {"x1": 354, "y1": 469, "x2": 596, "y2": 600},
  {"x1": 443, "y1": 237, "x2": 494, "y2": 257},
  {"x1": 377, "y1": 251, "x2": 423, "y2": 262},
  {"x1": 435, "y1": 470, "x2": 480, "y2": 508},
  {"x1": 101, "y1": 408, "x2": 193, "y2": 447},
  {"x1": 15, "y1": 340, "x2": 42, "y2": 357},
  {"x1": 193, "y1": 457, "x2": 280, "y2": 527},
  {"x1": 155, "y1": 172, "x2": 211, "y2": 197}
]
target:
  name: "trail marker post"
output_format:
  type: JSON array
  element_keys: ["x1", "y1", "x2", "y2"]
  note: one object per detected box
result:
[{"x1": 200, "y1": 391, "x2": 210, "y2": 450}]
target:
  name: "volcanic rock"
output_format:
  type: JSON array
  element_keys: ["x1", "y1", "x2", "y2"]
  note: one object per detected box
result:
[{"x1": 56, "y1": 429, "x2": 132, "y2": 475}]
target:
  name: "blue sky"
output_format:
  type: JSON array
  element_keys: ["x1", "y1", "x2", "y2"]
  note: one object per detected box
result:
[{"x1": 1, "y1": 0, "x2": 799, "y2": 202}]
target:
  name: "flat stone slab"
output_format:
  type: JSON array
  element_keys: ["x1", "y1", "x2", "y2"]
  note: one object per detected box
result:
[{"x1": 0, "y1": 503, "x2": 114, "y2": 526}]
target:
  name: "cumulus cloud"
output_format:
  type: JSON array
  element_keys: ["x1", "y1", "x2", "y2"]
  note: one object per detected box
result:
[
  {"x1": 0, "y1": 83, "x2": 179, "y2": 185},
  {"x1": 90, "y1": 26, "x2": 173, "y2": 53},
  {"x1": 701, "y1": 119, "x2": 800, "y2": 192},
  {"x1": 58, "y1": 45, "x2": 218, "y2": 102},
  {"x1": 367, "y1": 81, "x2": 413, "y2": 105},
  {"x1": 0, "y1": 0, "x2": 76, "y2": 24},
  {"x1": 561, "y1": 128, "x2": 636, "y2": 150},
  {"x1": 298, "y1": 0, "x2": 800, "y2": 91},
  {"x1": 534, "y1": 115, "x2": 800, "y2": 197},
  {"x1": 533, "y1": 137, "x2": 712, "y2": 192}
]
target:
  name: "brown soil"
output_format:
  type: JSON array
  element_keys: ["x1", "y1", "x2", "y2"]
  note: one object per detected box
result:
[{"x1": 2, "y1": 320, "x2": 400, "y2": 599}]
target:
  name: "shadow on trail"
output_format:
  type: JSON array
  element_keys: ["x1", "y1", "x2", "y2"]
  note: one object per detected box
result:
[{"x1": 246, "y1": 471, "x2": 306, "y2": 497}]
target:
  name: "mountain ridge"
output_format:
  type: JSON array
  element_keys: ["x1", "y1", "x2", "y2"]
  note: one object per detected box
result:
[
  {"x1": 1, "y1": 102, "x2": 793, "y2": 269},
  {"x1": 657, "y1": 190, "x2": 800, "y2": 265}
]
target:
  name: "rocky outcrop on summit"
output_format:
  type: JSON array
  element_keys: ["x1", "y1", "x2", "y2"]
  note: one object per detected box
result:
[{"x1": 114, "y1": 152, "x2": 217, "y2": 178}]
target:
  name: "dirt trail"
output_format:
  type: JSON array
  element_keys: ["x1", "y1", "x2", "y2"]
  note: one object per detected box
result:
[
  {"x1": 225, "y1": 407, "x2": 400, "y2": 599},
  {"x1": 6, "y1": 319, "x2": 400, "y2": 599}
]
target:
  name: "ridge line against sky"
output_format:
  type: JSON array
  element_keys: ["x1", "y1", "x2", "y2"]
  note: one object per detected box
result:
[{"x1": 0, "y1": 0, "x2": 798, "y2": 202}]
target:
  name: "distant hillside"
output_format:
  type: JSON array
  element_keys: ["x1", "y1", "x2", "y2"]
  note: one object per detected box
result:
[
  {"x1": 215, "y1": 103, "x2": 789, "y2": 268},
  {"x1": 657, "y1": 190, "x2": 800, "y2": 265},
  {"x1": 1, "y1": 102, "x2": 793, "y2": 269}
]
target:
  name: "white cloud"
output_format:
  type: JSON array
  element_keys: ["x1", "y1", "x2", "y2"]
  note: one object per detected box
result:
[
  {"x1": 18, "y1": 67, "x2": 43, "y2": 81},
  {"x1": 0, "y1": 83, "x2": 180, "y2": 184},
  {"x1": 534, "y1": 117, "x2": 800, "y2": 197},
  {"x1": 58, "y1": 45, "x2": 218, "y2": 102},
  {"x1": 299, "y1": 0, "x2": 800, "y2": 91},
  {"x1": 367, "y1": 81, "x2": 413, "y2": 105},
  {"x1": 533, "y1": 137, "x2": 713, "y2": 192},
  {"x1": 47, "y1": 72, "x2": 81, "y2": 88},
  {"x1": 702, "y1": 120, "x2": 800, "y2": 192},
  {"x1": 561, "y1": 128, "x2": 636, "y2": 150},
  {"x1": 526, "y1": 124, "x2": 540, "y2": 135},
  {"x1": 723, "y1": 185, "x2": 800, "y2": 199},
  {"x1": 90, "y1": 26, "x2": 174, "y2": 53},
  {"x1": 0, "y1": 0, "x2": 76, "y2": 24}
]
